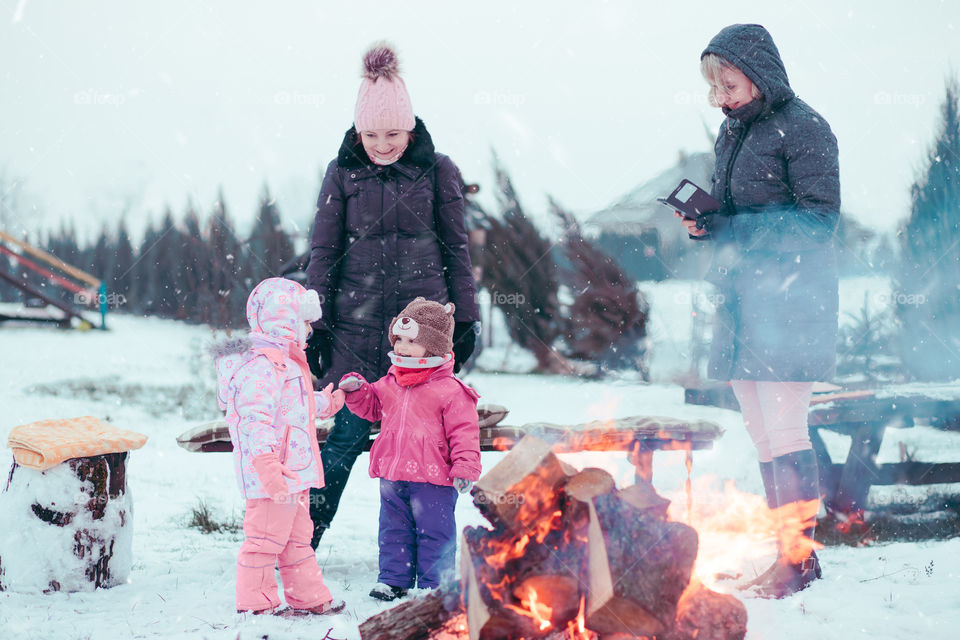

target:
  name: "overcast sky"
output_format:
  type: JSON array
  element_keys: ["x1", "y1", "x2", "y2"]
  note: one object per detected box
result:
[{"x1": 2, "y1": 1, "x2": 958, "y2": 243}]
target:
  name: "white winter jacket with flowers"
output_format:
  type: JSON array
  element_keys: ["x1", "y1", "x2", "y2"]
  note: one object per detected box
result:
[{"x1": 212, "y1": 278, "x2": 325, "y2": 499}]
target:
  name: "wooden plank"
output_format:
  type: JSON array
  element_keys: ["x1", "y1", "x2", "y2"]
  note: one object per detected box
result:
[
  {"x1": 870, "y1": 462, "x2": 960, "y2": 486},
  {"x1": 833, "y1": 422, "x2": 885, "y2": 513},
  {"x1": 683, "y1": 383, "x2": 740, "y2": 411},
  {"x1": 809, "y1": 426, "x2": 838, "y2": 505},
  {"x1": 809, "y1": 396, "x2": 960, "y2": 430},
  {"x1": 0, "y1": 230, "x2": 101, "y2": 287}
]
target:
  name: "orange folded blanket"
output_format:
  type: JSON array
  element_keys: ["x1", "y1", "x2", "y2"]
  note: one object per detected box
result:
[{"x1": 7, "y1": 416, "x2": 148, "y2": 471}]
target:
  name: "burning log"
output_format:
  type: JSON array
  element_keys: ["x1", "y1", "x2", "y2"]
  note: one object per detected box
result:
[
  {"x1": 565, "y1": 467, "x2": 616, "y2": 502},
  {"x1": 583, "y1": 488, "x2": 699, "y2": 636},
  {"x1": 358, "y1": 590, "x2": 459, "y2": 640},
  {"x1": 670, "y1": 581, "x2": 747, "y2": 640},
  {"x1": 616, "y1": 480, "x2": 671, "y2": 520},
  {"x1": 461, "y1": 519, "x2": 585, "y2": 640},
  {"x1": 470, "y1": 435, "x2": 575, "y2": 532}
]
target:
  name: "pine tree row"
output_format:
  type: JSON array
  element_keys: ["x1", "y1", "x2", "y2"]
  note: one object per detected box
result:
[{"x1": 19, "y1": 189, "x2": 295, "y2": 327}]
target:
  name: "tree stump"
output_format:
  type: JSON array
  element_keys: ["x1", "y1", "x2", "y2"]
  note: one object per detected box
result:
[{"x1": 0, "y1": 453, "x2": 133, "y2": 593}]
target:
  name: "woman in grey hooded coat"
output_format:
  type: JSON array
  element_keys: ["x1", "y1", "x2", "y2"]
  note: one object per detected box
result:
[{"x1": 680, "y1": 24, "x2": 840, "y2": 598}]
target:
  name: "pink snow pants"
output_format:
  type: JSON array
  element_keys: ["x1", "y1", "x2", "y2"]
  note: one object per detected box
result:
[
  {"x1": 730, "y1": 380, "x2": 814, "y2": 463},
  {"x1": 236, "y1": 490, "x2": 332, "y2": 612}
]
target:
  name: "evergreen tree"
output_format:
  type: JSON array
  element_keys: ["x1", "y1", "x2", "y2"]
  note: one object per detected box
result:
[
  {"x1": 112, "y1": 218, "x2": 135, "y2": 311},
  {"x1": 181, "y1": 204, "x2": 214, "y2": 323},
  {"x1": 897, "y1": 77, "x2": 960, "y2": 379},
  {"x1": 207, "y1": 190, "x2": 249, "y2": 327},
  {"x1": 550, "y1": 197, "x2": 649, "y2": 374},
  {"x1": 247, "y1": 185, "x2": 295, "y2": 283},
  {"x1": 90, "y1": 224, "x2": 116, "y2": 286},
  {"x1": 150, "y1": 209, "x2": 187, "y2": 318},
  {"x1": 134, "y1": 217, "x2": 162, "y2": 316},
  {"x1": 481, "y1": 152, "x2": 567, "y2": 373}
]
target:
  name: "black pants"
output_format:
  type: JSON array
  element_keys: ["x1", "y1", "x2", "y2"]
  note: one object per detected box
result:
[{"x1": 309, "y1": 408, "x2": 372, "y2": 546}]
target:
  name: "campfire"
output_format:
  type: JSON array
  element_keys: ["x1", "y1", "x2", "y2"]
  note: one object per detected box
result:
[
  {"x1": 459, "y1": 436, "x2": 746, "y2": 640},
  {"x1": 360, "y1": 434, "x2": 773, "y2": 640}
]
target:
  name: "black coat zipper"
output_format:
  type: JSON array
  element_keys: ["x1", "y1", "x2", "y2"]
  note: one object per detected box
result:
[{"x1": 721, "y1": 121, "x2": 752, "y2": 216}]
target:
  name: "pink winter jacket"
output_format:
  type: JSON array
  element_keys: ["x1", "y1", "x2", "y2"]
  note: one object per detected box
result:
[
  {"x1": 343, "y1": 361, "x2": 482, "y2": 486},
  {"x1": 213, "y1": 279, "x2": 324, "y2": 499}
]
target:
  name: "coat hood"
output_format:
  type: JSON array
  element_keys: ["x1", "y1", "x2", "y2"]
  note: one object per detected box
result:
[
  {"x1": 337, "y1": 116, "x2": 436, "y2": 169},
  {"x1": 245, "y1": 277, "x2": 320, "y2": 348},
  {"x1": 702, "y1": 24, "x2": 795, "y2": 117}
]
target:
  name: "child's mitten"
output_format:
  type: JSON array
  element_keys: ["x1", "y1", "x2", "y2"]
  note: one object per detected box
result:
[
  {"x1": 251, "y1": 452, "x2": 298, "y2": 502},
  {"x1": 339, "y1": 374, "x2": 366, "y2": 393},
  {"x1": 315, "y1": 382, "x2": 345, "y2": 419},
  {"x1": 453, "y1": 478, "x2": 474, "y2": 494}
]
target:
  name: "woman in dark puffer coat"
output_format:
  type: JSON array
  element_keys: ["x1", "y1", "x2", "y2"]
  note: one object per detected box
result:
[
  {"x1": 305, "y1": 43, "x2": 480, "y2": 548},
  {"x1": 679, "y1": 24, "x2": 840, "y2": 598}
]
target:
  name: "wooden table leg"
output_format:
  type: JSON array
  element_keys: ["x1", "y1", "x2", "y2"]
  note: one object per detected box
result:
[
  {"x1": 834, "y1": 422, "x2": 885, "y2": 514},
  {"x1": 632, "y1": 448, "x2": 654, "y2": 484},
  {"x1": 808, "y1": 426, "x2": 837, "y2": 507}
]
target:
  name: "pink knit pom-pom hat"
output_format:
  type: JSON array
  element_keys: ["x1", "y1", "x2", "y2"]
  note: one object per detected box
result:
[{"x1": 354, "y1": 42, "x2": 415, "y2": 133}]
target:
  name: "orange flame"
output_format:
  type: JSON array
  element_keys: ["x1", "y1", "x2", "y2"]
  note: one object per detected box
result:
[
  {"x1": 667, "y1": 476, "x2": 823, "y2": 588},
  {"x1": 504, "y1": 586, "x2": 553, "y2": 631},
  {"x1": 566, "y1": 595, "x2": 587, "y2": 638},
  {"x1": 774, "y1": 499, "x2": 824, "y2": 564}
]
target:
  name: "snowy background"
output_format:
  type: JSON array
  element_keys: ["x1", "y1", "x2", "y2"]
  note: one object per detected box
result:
[
  {"x1": 3, "y1": 2, "x2": 960, "y2": 638},
  {"x1": 2, "y1": 277, "x2": 959, "y2": 639},
  {"x1": 1, "y1": 1, "x2": 959, "y2": 240}
]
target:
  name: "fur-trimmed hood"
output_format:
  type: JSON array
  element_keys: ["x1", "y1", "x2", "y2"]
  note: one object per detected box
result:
[
  {"x1": 210, "y1": 335, "x2": 252, "y2": 411},
  {"x1": 209, "y1": 335, "x2": 251, "y2": 360},
  {"x1": 336, "y1": 116, "x2": 436, "y2": 169}
]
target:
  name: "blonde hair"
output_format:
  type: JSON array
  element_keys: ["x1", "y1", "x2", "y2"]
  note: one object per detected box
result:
[{"x1": 700, "y1": 53, "x2": 763, "y2": 108}]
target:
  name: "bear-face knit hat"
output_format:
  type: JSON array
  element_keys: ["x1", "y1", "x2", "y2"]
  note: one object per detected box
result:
[
  {"x1": 354, "y1": 42, "x2": 415, "y2": 133},
  {"x1": 389, "y1": 297, "x2": 455, "y2": 358}
]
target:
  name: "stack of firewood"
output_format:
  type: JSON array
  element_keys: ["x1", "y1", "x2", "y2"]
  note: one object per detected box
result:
[{"x1": 360, "y1": 436, "x2": 747, "y2": 640}]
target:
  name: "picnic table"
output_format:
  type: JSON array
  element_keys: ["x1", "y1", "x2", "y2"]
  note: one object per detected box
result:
[
  {"x1": 685, "y1": 382, "x2": 960, "y2": 514},
  {"x1": 176, "y1": 405, "x2": 724, "y2": 485}
]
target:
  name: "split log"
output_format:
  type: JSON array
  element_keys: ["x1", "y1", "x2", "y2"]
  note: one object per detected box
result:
[
  {"x1": 461, "y1": 529, "x2": 537, "y2": 640},
  {"x1": 470, "y1": 435, "x2": 575, "y2": 532},
  {"x1": 616, "y1": 479, "x2": 671, "y2": 520},
  {"x1": 584, "y1": 491, "x2": 698, "y2": 637},
  {"x1": 461, "y1": 523, "x2": 585, "y2": 640},
  {"x1": 565, "y1": 467, "x2": 616, "y2": 502},
  {"x1": 358, "y1": 590, "x2": 459, "y2": 640},
  {"x1": 670, "y1": 581, "x2": 747, "y2": 640},
  {"x1": 564, "y1": 467, "x2": 617, "y2": 530}
]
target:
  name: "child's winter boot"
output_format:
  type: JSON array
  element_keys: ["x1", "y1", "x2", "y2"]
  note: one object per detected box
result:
[{"x1": 369, "y1": 582, "x2": 408, "y2": 601}]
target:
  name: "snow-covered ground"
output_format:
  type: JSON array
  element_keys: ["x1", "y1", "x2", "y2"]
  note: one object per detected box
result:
[{"x1": 1, "y1": 283, "x2": 959, "y2": 639}]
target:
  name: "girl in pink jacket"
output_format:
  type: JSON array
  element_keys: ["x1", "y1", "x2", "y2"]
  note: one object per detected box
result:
[
  {"x1": 339, "y1": 297, "x2": 481, "y2": 601},
  {"x1": 213, "y1": 277, "x2": 346, "y2": 615}
]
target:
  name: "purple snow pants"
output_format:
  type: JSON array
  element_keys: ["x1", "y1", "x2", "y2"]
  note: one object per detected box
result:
[{"x1": 378, "y1": 479, "x2": 459, "y2": 589}]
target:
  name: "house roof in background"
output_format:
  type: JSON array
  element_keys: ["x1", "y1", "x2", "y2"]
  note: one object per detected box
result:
[{"x1": 587, "y1": 152, "x2": 714, "y2": 236}]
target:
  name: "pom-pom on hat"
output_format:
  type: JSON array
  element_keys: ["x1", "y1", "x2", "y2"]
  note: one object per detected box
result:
[
  {"x1": 389, "y1": 297, "x2": 455, "y2": 358},
  {"x1": 354, "y1": 42, "x2": 416, "y2": 133}
]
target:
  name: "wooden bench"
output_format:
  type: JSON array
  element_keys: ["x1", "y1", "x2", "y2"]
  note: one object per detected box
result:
[
  {"x1": 685, "y1": 382, "x2": 960, "y2": 515},
  {"x1": 177, "y1": 407, "x2": 724, "y2": 485}
]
